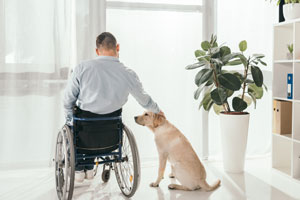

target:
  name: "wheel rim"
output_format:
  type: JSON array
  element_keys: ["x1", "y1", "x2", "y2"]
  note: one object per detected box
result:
[
  {"x1": 55, "y1": 126, "x2": 75, "y2": 200},
  {"x1": 116, "y1": 132, "x2": 134, "y2": 194},
  {"x1": 114, "y1": 125, "x2": 140, "y2": 197}
]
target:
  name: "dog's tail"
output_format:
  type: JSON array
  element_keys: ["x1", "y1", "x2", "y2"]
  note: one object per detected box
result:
[{"x1": 200, "y1": 179, "x2": 221, "y2": 192}]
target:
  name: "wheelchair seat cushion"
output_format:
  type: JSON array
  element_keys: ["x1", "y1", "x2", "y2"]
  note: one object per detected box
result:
[{"x1": 73, "y1": 107, "x2": 122, "y2": 154}]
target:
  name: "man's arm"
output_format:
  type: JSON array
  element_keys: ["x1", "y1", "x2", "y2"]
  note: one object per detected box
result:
[
  {"x1": 127, "y1": 69, "x2": 160, "y2": 113},
  {"x1": 63, "y1": 65, "x2": 81, "y2": 124}
]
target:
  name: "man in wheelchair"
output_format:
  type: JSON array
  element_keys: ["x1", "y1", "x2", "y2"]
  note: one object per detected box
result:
[{"x1": 63, "y1": 32, "x2": 162, "y2": 182}]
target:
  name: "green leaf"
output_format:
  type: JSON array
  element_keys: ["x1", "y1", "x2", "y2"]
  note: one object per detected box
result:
[
  {"x1": 238, "y1": 95, "x2": 252, "y2": 106},
  {"x1": 218, "y1": 73, "x2": 241, "y2": 91},
  {"x1": 232, "y1": 97, "x2": 247, "y2": 112},
  {"x1": 233, "y1": 72, "x2": 244, "y2": 82},
  {"x1": 245, "y1": 79, "x2": 254, "y2": 84},
  {"x1": 197, "y1": 55, "x2": 211, "y2": 62},
  {"x1": 194, "y1": 84, "x2": 205, "y2": 100},
  {"x1": 226, "y1": 59, "x2": 243, "y2": 66},
  {"x1": 210, "y1": 47, "x2": 220, "y2": 58},
  {"x1": 239, "y1": 40, "x2": 247, "y2": 52},
  {"x1": 251, "y1": 66, "x2": 263, "y2": 87},
  {"x1": 210, "y1": 88, "x2": 227, "y2": 105},
  {"x1": 248, "y1": 92, "x2": 257, "y2": 109},
  {"x1": 211, "y1": 58, "x2": 223, "y2": 66},
  {"x1": 201, "y1": 41, "x2": 210, "y2": 51},
  {"x1": 226, "y1": 89, "x2": 234, "y2": 97},
  {"x1": 199, "y1": 91, "x2": 213, "y2": 111},
  {"x1": 220, "y1": 46, "x2": 231, "y2": 57},
  {"x1": 258, "y1": 59, "x2": 267, "y2": 66},
  {"x1": 222, "y1": 52, "x2": 240, "y2": 64},
  {"x1": 195, "y1": 50, "x2": 206, "y2": 58},
  {"x1": 213, "y1": 104, "x2": 224, "y2": 115},
  {"x1": 212, "y1": 42, "x2": 218, "y2": 48},
  {"x1": 263, "y1": 83, "x2": 268, "y2": 92},
  {"x1": 248, "y1": 83, "x2": 263, "y2": 99},
  {"x1": 253, "y1": 54, "x2": 265, "y2": 59},
  {"x1": 210, "y1": 35, "x2": 217, "y2": 46},
  {"x1": 185, "y1": 60, "x2": 207, "y2": 70},
  {"x1": 205, "y1": 76, "x2": 214, "y2": 86},
  {"x1": 204, "y1": 100, "x2": 214, "y2": 111},
  {"x1": 195, "y1": 69, "x2": 213, "y2": 86},
  {"x1": 237, "y1": 54, "x2": 248, "y2": 66}
]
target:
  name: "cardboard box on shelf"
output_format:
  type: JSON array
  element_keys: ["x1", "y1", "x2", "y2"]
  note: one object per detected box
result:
[{"x1": 273, "y1": 100, "x2": 292, "y2": 135}]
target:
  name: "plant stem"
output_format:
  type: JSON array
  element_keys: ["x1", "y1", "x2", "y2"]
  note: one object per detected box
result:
[
  {"x1": 241, "y1": 58, "x2": 250, "y2": 100},
  {"x1": 225, "y1": 102, "x2": 231, "y2": 111},
  {"x1": 210, "y1": 62, "x2": 230, "y2": 112}
]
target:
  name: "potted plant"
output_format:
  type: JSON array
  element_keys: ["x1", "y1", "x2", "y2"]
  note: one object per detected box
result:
[
  {"x1": 185, "y1": 35, "x2": 267, "y2": 173},
  {"x1": 270, "y1": 0, "x2": 300, "y2": 21},
  {"x1": 287, "y1": 43, "x2": 293, "y2": 59}
]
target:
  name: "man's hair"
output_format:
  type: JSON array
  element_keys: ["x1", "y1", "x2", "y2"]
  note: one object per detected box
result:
[{"x1": 96, "y1": 32, "x2": 117, "y2": 50}]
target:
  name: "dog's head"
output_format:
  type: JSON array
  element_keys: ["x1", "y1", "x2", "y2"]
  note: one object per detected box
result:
[{"x1": 134, "y1": 112, "x2": 166, "y2": 129}]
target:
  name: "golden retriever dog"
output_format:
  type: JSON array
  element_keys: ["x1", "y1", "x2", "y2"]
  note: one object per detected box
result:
[{"x1": 134, "y1": 112, "x2": 221, "y2": 191}]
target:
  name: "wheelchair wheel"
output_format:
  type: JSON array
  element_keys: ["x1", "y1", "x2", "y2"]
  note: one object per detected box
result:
[
  {"x1": 55, "y1": 125, "x2": 75, "y2": 200},
  {"x1": 102, "y1": 169, "x2": 111, "y2": 182},
  {"x1": 114, "y1": 124, "x2": 141, "y2": 197}
]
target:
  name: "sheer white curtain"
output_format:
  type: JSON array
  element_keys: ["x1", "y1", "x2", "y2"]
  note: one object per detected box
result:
[
  {"x1": 207, "y1": 0, "x2": 278, "y2": 159},
  {"x1": 106, "y1": 0, "x2": 204, "y2": 162},
  {"x1": 0, "y1": 0, "x2": 106, "y2": 168}
]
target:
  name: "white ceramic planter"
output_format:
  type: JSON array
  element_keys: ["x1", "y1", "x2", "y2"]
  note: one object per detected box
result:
[
  {"x1": 283, "y1": 3, "x2": 300, "y2": 21},
  {"x1": 220, "y1": 112, "x2": 250, "y2": 173}
]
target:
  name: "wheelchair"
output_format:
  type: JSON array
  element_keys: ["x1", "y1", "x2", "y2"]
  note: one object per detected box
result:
[{"x1": 54, "y1": 107, "x2": 140, "y2": 200}]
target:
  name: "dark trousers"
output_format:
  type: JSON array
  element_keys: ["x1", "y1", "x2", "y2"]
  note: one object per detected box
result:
[
  {"x1": 75, "y1": 158, "x2": 94, "y2": 171},
  {"x1": 73, "y1": 107, "x2": 122, "y2": 171}
]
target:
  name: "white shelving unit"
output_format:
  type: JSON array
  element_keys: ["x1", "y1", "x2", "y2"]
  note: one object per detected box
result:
[{"x1": 272, "y1": 18, "x2": 300, "y2": 181}]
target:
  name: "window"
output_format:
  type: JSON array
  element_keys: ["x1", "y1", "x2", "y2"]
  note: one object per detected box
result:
[{"x1": 107, "y1": 0, "x2": 204, "y2": 160}]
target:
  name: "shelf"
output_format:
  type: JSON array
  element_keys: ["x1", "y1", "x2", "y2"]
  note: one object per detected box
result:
[
  {"x1": 274, "y1": 18, "x2": 300, "y2": 27},
  {"x1": 273, "y1": 60, "x2": 300, "y2": 63},
  {"x1": 273, "y1": 166, "x2": 291, "y2": 176},
  {"x1": 293, "y1": 139, "x2": 300, "y2": 144},
  {"x1": 273, "y1": 19, "x2": 300, "y2": 181},
  {"x1": 272, "y1": 133, "x2": 292, "y2": 141},
  {"x1": 274, "y1": 60, "x2": 294, "y2": 63},
  {"x1": 273, "y1": 97, "x2": 300, "y2": 103},
  {"x1": 273, "y1": 97, "x2": 293, "y2": 102}
]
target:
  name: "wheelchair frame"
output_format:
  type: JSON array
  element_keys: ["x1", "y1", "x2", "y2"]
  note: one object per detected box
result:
[{"x1": 55, "y1": 115, "x2": 140, "y2": 200}]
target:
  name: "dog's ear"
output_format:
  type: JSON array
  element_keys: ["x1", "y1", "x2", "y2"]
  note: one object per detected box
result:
[{"x1": 153, "y1": 113, "x2": 166, "y2": 128}]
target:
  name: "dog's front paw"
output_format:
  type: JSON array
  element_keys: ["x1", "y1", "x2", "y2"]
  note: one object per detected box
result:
[
  {"x1": 150, "y1": 182, "x2": 159, "y2": 187},
  {"x1": 169, "y1": 173, "x2": 175, "y2": 178},
  {"x1": 168, "y1": 184, "x2": 176, "y2": 190}
]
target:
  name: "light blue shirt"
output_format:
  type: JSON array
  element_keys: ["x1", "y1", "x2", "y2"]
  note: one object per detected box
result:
[{"x1": 63, "y1": 56, "x2": 160, "y2": 122}]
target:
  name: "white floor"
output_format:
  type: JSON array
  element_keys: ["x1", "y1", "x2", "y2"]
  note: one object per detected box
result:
[{"x1": 1, "y1": 157, "x2": 300, "y2": 200}]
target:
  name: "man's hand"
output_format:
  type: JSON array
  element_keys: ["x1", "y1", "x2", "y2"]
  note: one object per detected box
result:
[{"x1": 158, "y1": 110, "x2": 165, "y2": 117}]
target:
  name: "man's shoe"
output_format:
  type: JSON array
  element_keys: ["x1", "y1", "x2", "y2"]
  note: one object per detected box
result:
[
  {"x1": 75, "y1": 170, "x2": 85, "y2": 183},
  {"x1": 85, "y1": 169, "x2": 94, "y2": 180}
]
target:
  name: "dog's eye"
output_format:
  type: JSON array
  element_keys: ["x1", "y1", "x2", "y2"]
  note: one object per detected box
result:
[{"x1": 145, "y1": 113, "x2": 148, "y2": 116}]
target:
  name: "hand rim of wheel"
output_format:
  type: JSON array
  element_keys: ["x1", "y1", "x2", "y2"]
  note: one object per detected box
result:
[
  {"x1": 55, "y1": 125, "x2": 75, "y2": 200},
  {"x1": 114, "y1": 124, "x2": 140, "y2": 198}
]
